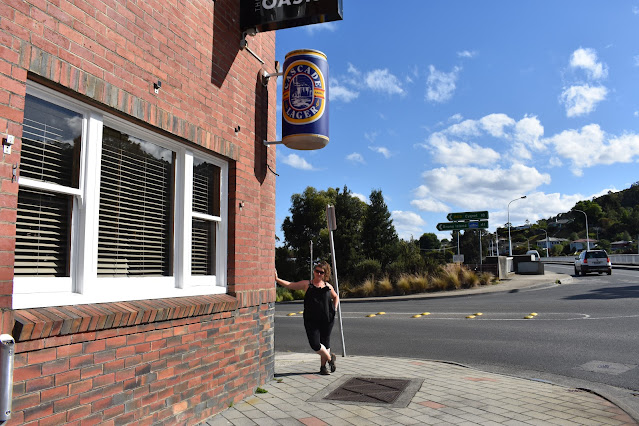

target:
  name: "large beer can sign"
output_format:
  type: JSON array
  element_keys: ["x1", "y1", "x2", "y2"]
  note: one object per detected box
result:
[{"x1": 282, "y1": 49, "x2": 329, "y2": 150}]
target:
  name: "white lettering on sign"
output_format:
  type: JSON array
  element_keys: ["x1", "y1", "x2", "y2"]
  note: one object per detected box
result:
[{"x1": 262, "y1": 0, "x2": 319, "y2": 10}]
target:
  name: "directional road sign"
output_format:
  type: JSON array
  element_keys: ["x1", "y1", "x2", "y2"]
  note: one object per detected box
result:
[
  {"x1": 436, "y1": 220, "x2": 489, "y2": 231},
  {"x1": 447, "y1": 211, "x2": 489, "y2": 221}
]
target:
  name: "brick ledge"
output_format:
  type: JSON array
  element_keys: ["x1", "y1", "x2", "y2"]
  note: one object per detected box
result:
[{"x1": 12, "y1": 294, "x2": 238, "y2": 342}]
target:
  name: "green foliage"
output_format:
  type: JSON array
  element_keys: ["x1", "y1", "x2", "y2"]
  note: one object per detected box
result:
[
  {"x1": 276, "y1": 287, "x2": 294, "y2": 302},
  {"x1": 361, "y1": 189, "x2": 398, "y2": 269},
  {"x1": 292, "y1": 289, "x2": 306, "y2": 300},
  {"x1": 353, "y1": 259, "x2": 382, "y2": 283},
  {"x1": 281, "y1": 186, "x2": 335, "y2": 279},
  {"x1": 333, "y1": 186, "x2": 366, "y2": 281},
  {"x1": 419, "y1": 233, "x2": 441, "y2": 250}
]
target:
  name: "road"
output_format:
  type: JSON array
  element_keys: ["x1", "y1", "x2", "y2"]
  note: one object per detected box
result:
[{"x1": 274, "y1": 264, "x2": 639, "y2": 411}]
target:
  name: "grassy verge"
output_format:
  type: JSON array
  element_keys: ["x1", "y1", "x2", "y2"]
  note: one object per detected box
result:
[{"x1": 276, "y1": 263, "x2": 497, "y2": 301}]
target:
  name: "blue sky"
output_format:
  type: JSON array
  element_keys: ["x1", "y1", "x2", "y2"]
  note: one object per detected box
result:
[{"x1": 272, "y1": 1, "x2": 639, "y2": 242}]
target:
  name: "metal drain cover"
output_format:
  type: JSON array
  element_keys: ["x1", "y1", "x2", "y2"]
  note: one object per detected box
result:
[{"x1": 310, "y1": 376, "x2": 424, "y2": 407}]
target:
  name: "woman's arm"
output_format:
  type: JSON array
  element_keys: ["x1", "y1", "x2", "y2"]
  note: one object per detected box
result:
[
  {"x1": 275, "y1": 271, "x2": 308, "y2": 291},
  {"x1": 328, "y1": 284, "x2": 339, "y2": 310}
]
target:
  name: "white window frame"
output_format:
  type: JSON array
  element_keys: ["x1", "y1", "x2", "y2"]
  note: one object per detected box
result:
[{"x1": 13, "y1": 82, "x2": 228, "y2": 309}]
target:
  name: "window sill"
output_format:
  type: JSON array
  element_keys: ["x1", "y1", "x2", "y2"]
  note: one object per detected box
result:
[{"x1": 12, "y1": 294, "x2": 238, "y2": 342}]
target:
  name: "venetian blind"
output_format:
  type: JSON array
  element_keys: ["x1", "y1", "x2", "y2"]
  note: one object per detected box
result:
[
  {"x1": 15, "y1": 189, "x2": 71, "y2": 276},
  {"x1": 15, "y1": 95, "x2": 81, "y2": 277},
  {"x1": 191, "y1": 161, "x2": 220, "y2": 276},
  {"x1": 97, "y1": 127, "x2": 174, "y2": 276}
]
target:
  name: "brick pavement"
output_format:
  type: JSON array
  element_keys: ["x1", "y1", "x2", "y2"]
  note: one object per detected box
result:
[{"x1": 200, "y1": 352, "x2": 637, "y2": 426}]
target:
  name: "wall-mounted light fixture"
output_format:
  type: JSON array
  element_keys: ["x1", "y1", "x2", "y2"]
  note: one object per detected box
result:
[{"x1": 153, "y1": 80, "x2": 162, "y2": 94}]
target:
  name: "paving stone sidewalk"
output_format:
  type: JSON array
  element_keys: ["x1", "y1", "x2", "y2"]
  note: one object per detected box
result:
[{"x1": 201, "y1": 352, "x2": 637, "y2": 426}]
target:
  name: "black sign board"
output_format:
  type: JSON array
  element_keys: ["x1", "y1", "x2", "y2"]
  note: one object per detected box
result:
[{"x1": 240, "y1": 0, "x2": 343, "y2": 32}]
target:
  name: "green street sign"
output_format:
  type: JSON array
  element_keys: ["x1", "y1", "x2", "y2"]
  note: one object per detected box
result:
[
  {"x1": 446, "y1": 211, "x2": 489, "y2": 221},
  {"x1": 436, "y1": 220, "x2": 489, "y2": 231}
]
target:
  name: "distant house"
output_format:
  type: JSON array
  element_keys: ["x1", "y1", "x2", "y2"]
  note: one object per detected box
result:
[
  {"x1": 570, "y1": 239, "x2": 598, "y2": 251},
  {"x1": 548, "y1": 218, "x2": 573, "y2": 228},
  {"x1": 536, "y1": 237, "x2": 569, "y2": 249},
  {"x1": 611, "y1": 240, "x2": 633, "y2": 251}
]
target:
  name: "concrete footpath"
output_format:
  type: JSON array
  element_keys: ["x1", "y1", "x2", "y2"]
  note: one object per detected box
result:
[{"x1": 200, "y1": 272, "x2": 639, "y2": 426}]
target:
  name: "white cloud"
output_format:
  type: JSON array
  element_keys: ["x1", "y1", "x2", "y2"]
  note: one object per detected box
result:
[
  {"x1": 391, "y1": 210, "x2": 426, "y2": 240},
  {"x1": 330, "y1": 78, "x2": 359, "y2": 103},
  {"x1": 426, "y1": 65, "x2": 461, "y2": 103},
  {"x1": 570, "y1": 48, "x2": 608, "y2": 80},
  {"x1": 560, "y1": 84, "x2": 608, "y2": 117},
  {"x1": 635, "y1": 111, "x2": 639, "y2": 117},
  {"x1": 281, "y1": 153, "x2": 314, "y2": 170},
  {"x1": 352, "y1": 192, "x2": 368, "y2": 203},
  {"x1": 457, "y1": 50, "x2": 477, "y2": 58},
  {"x1": 428, "y1": 113, "x2": 546, "y2": 163},
  {"x1": 449, "y1": 113, "x2": 463, "y2": 123},
  {"x1": 514, "y1": 116, "x2": 545, "y2": 150},
  {"x1": 634, "y1": 55, "x2": 639, "y2": 67},
  {"x1": 480, "y1": 113, "x2": 516, "y2": 138},
  {"x1": 364, "y1": 69, "x2": 405, "y2": 95},
  {"x1": 546, "y1": 124, "x2": 639, "y2": 175},
  {"x1": 549, "y1": 157, "x2": 563, "y2": 167},
  {"x1": 346, "y1": 152, "x2": 365, "y2": 164},
  {"x1": 369, "y1": 146, "x2": 392, "y2": 159},
  {"x1": 633, "y1": 6, "x2": 639, "y2": 14},
  {"x1": 446, "y1": 119, "x2": 481, "y2": 137},
  {"x1": 305, "y1": 22, "x2": 338, "y2": 35},
  {"x1": 426, "y1": 133, "x2": 500, "y2": 166},
  {"x1": 410, "y1": 195, "x2": 450, "y2": 213},
  {"x1": 492, "y1": 191, "x2": 588, "y2": 231},
  {"x1": 347, "y1": 63, "x2": 360, "y2": 75},
  {"x1": 419, "y1": 164, "x2": 551, "y2": 211}
]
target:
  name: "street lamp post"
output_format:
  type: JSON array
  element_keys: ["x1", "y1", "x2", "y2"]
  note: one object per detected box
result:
[
  {"x1": 574, "y1": 209, "x2": 589, "y2": 250},
  {"x1": 538, "y1": 228, "x2": 549, "y2": 258},
  {"x1": 508, "y1": 196, "x2": 527, "y2": 256}
]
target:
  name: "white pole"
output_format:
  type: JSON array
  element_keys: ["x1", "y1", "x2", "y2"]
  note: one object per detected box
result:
[
  {"x1": 574, "y1": 209, "x2": 589, "y2": 250},
  {"x1": 508, "y1": 196, "x2": 527, "y2": 256},
  {"x1": 479, "y1": 230, "x2": 482, "y2": 270},
  {"x1": 310, "y1": 240, "x2": 313, "y2": 280},
  {"x1": 326, "y1": 205, "x2": 346, "y2": 357}
]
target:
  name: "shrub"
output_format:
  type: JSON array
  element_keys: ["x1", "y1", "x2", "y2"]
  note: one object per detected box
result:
[
  {"x1": 276, "y1": 287, "x2": 294, "y2": 302},
  {"x1": 459, "y1": 266, "x2": 480, "y2": 288},
  {"x1": 376, "y1": 277, "x2": 394, "y2": 296},
  {"x1": 386, "y1": 261, "x2": 406, "y2": 283},
  {"x1": 478, "y1": 272, "x2": 495, "y2": 286},
  {"x1": 354, "y1": 259, "x2": 382, "y2": 283},
  {"x1": 411, "y1": 274, "x2": 430, "y2": 293},
  {"x1": 351, "y1": 278, "x2": 376, "y2": 297},
  {"x1": 292, "y1": 289, "x2": 306, "y2": 300},
  {"x1": 396, "y1": 275, "x2": 412, "y2": 295}
]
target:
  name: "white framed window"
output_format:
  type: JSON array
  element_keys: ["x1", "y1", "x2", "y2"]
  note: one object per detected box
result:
[{"x1": 13, "y1": 82, "x2": 228, "y2": 309}]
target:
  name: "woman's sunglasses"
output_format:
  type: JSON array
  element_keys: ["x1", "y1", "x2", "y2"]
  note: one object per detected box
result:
[{"x1": 314, "y1": 269, "x2": 325, "y2": 275}]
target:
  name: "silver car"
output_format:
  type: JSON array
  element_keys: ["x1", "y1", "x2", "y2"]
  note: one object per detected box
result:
[{"x1": 574, "y1": 250, "x2": 612, "y2": 276}]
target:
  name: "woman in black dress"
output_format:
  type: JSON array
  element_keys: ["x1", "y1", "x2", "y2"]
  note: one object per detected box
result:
[{"x1": 275, "y1": 261, "x2": 339, "y2": 375}]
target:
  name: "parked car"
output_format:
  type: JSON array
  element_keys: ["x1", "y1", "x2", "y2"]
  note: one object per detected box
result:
[
  {"x1": 526, "y1": 250, "x2": 540, "y2": 261},
  {"x1": 574, "y1": 250, "x2": 612, "y2": 276}
]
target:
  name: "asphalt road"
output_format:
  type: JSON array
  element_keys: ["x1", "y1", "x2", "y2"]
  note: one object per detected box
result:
[{"x1": 274, "y1": 264, "x2": 639, "y2": 412}]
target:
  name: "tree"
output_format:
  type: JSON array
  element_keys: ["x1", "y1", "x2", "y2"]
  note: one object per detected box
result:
[
  {"x1": 333, "y1": 186, "x2": 367, "y2": 283},
  {"x1": 361, "y1": 189, "x2": 398, "y2": 269},
  {"x1": 418, "y1": 233, "x2": 441, "y2": 251},
  {"x1": 281, "y1": 187, "x2": 335, "y2": 279}
]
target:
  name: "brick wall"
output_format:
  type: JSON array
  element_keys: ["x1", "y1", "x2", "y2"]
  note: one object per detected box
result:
[
  {"x1": 8, "y1": 304, "x2": 274, "y2": 425},
  {"x1": 0, "y1": 0, "x2": 278, "y2": 423}
]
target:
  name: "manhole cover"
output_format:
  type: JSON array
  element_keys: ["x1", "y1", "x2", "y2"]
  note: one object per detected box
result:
[
  {"x1": 310, "y1": 376, "x2": 424, "y2": 408},
  {"x1": 325, "y1": 377, "x2": 411, "y2": 404}
]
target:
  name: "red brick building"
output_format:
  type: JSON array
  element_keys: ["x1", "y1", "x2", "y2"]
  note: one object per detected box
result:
[{"x1": 0, "y1": 0, "x2": 278, "y2": 424}]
